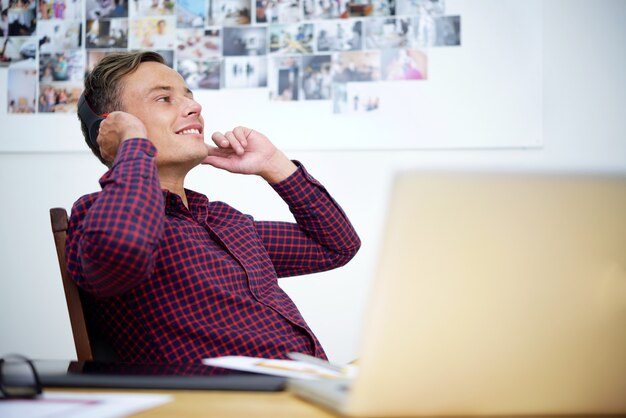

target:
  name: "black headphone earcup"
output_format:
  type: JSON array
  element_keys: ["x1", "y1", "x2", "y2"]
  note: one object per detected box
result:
[
  {"x1": 78, "y1": 94, "x2": 105, "y2": 149},
  {"x1": 89, "y1": 119, "x2": 102, "y2": 148}
]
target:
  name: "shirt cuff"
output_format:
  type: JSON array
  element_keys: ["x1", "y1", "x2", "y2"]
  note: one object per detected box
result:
[
  {"x1": 111, "y1": 138, "x2": 157, "y2": 167},
  {"x1": 271, "y1": 161, "x2": 326, "y2": 207}
]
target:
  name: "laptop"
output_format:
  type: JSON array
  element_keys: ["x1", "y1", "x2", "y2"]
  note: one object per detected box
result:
[{"x1": 289, "y1": 171, "x2": 626, "y2": 416}]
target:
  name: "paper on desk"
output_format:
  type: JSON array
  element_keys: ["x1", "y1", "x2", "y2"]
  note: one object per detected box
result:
[
  {"x1": 0, "y1": 391, "x2": 172, "y2": 418},
  {"x1": 203, "y1": 356, "x2": 355, "y2": 380}
]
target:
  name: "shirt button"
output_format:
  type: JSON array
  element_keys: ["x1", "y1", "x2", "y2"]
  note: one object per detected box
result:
[{"x1": 146, "y1": 151, "x2": 155, "y2": 157}]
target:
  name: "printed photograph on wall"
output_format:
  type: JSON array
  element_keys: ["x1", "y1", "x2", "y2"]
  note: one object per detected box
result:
[
  {"x1": 176, "y1": 27, "x2": 220, "y2": 60},
  {"x1": 315, "y1": 19, "x2": 362, "y2": 52},
  {"x1": 380, "y1": 48, "x2": 426, "y2": 80},
  {"x1": 86, "y1": 17, "x2": 128, "y2": 47},
  {"x1": 176, "y1": 0, "x2": 205, "y2": 27},
  {"x1": 7, "y1": 63, "x2": 36, "y2": 113},
  {"x1": 302, "y1": 54, "x2": 331, "y2": 100},
  {"x1": 303, "y1": 0, "x2": 348, "y2": 20},
  {"x1": 396, "y1": 0, "x2": 444, "y2": 16},
  {"x1": 178, "y1": 57, "x2": 221, "y2": 88},
  {"x1": 7, "y1": 0, "x2": 37, "y2": 36},
  {"x1": 39, "y1": 0, "x2": 84, "y2": 20},
  {"x1": 135, "y1": 0, "x2": 176, "y2": 17},
  {"x1": 130, "y1": 16, "x2": 175, "y2": 49},
  {"x1": 255, "y1": 0, "x2": 300, "y2": 24},
  {"x1": 38, "y1": 50, "x2": 83, "y2": 112},
  {"x1": 345, "y1": 81, "x2": 380, "y2": 113},
  {"x1": 223, "y1": 55, "x2": 266, "y2": 88},
  {"x1": 222, "y1": 25, "x2": 266, "y2": 55},
  {"x1": 268, "y1": 22, "x2": 313, "y2": 54},
  {"x1": 0, "y1": 35, "x2": 36, "y2": 63},
  {"x1": 86, "y1": 0, "x2": 127, "y2": 19},
  {"x1": 207, "y1": 0, "x2": 250, "y2": 25},
  {"x1": 268, "y1": 55, "x2": 299, "y2": 101},
  {"x1": 432, "y1": 14, "x2": 460, "y2": 46},
  {"x1": 38, "y1": 19, "x2": 82, "y2": 52},
  {"x1": 365, "y1": 17, "x2": 416, "y2": 49},
  {"x1": 332, "y1": 50, "x2": 381, "y2": 83},
  {"x1": 3, "y1": 0, "x2": 461, "y2": 113}
]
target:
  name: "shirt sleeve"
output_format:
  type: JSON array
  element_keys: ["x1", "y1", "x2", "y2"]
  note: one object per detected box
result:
[
  {"x1": 67, "y1": 138, "x2": 165, "y2": 297},
  {"x1": 255, "y1": 162, "x2": 361, "y2": 277}
]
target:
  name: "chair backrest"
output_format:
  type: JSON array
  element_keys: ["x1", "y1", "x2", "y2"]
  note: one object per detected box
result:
[{"x1": 50, "y1": 207, "x2": 94, "y2": 361}]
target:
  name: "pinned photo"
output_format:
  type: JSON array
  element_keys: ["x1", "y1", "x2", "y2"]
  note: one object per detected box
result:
[
  {"x1": 134, "y1": 0, "x2": 176, "y2": 16},
  {"x1": 130, "y1": 16, "x2": 175, "y2": 49},
  {"x1": 86, "y1": 17, "x2": 128, "y2": 48},
  {"x1": 345, "y1": 81, "x2": 380, "y2": 112},
  {"x1": 38, "y1": 0, "x2": 83, "y2": 20},
  {"x1": 0, "y1": 0, "x2": 7, "y2": 39},
  {"x1": 315, "y1": 19, "x2": 362, "y2": 52},
  {"x1": 365, "y1": 17, "x2": 415, "y2": 49},
  {"x1": 177, "y1": 58, "x2": 221, "y2": 89},
  {"x1": 207, "y1": 0, "x2": 251, "y2": 26},
  {"x1": 348, "y1": 0, "x2": 392, "y2": 18},
  {"x1": 154, "y1": 48, "x2": 173, "y2": 66},
  {"x1": 222, "y1": 25, "x2": 266, "y2": 56},
  {"x1": 7, "y1": 63, "x2": 37, "y2": 113},
  {"x1": 331, "y1": 50, "x2": 380, "y2": 83},
  {"x1": 396, "y1": 0, "x2": 445, "y2": 17},
  {"x1": 0, "y1": 35, "x2": 37, "y2": 65},
  {"x1": 332, "y1": 80, "x2": 380, "y2": 114},
  {"x1": 433, "y1": 15, "x2": 460, "y2": 46},
  {"x1": 176, "y1": 0, "x2": 204, "y2": 27},
  {"x1": 39, "y1": 50, "x2": 83, "y2": 82},
  {"x1": 38, "y1": 19, "x2": 81, "y2": 52},
  {"x1": 85, "y1": 49, "x2": 115, "y2": 72},
  {"x1": 37, "y1": 81, "x2": 81, "y2": 112},
  {"x1": 302, "y1": 54, "x2": 332, "y2": 100},
  {"x1": 255, "y1": 0, "x2": 300, "y2": 24},
  {"x1": 269, "y1": 23, "x2": 313, "y2": 55},
  {"x1": 176, "y1": 28, "x2": 220, "y2": 60},
  {"x1": 380, "y1": 48, "x2": 426, "y2": 80},
  {"x1": 302, "y1": 0, "x2": 348, "y2": 20},
  {"x1": 86, "y1": 0, "x2": 126, "y2": 20},
  {"x1": 223, "y1": 55, "x2": 267, "y2": 88},
  {"x1": 268, "y1": 56, "x2": 300, "y2": 101},
  {"x1": 8, "y1": 0, "x2": 37, "y2": 36}
]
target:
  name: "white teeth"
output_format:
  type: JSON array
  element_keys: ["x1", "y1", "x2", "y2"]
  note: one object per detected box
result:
[{"x1": 179, "y1": 128, "x2": 200, "y2": 135}]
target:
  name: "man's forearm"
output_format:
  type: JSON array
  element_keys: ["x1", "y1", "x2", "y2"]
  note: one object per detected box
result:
[{"x1": 76, "y1": 138, "x2": 165, "y2": 297}]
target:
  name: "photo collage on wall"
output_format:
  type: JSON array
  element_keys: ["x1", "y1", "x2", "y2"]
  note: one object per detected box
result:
[{"x1": 1, "y1": 0, "x2": 460, "y2": 114}]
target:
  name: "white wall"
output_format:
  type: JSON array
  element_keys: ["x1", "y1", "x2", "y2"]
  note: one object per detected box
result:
[{"x1": 0, "y1": 0, "x2": 625, "y2": 364}]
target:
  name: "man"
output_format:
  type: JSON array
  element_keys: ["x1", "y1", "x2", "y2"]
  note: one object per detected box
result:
[{"x1": 67, "y1": 51, "x2": 360, "y2": 364}]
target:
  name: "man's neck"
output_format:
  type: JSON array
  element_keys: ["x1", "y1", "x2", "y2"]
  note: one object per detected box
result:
[{"x1": 158, "y1": 170, "x2": 189, "y2": 208}]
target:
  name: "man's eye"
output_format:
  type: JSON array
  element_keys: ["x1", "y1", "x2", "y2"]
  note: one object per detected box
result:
[{"x1": 157, "y1": 96, "x2": 170, "y2": 102}]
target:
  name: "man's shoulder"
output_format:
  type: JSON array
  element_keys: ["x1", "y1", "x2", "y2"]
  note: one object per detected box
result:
[{"x1": 69, "y1": 192, "x2": 101, "y2": 221}]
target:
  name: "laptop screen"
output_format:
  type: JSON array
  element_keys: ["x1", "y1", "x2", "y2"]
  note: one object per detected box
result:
[{"x1": 347, "y1": 171, "x2": 626, "y2": 416}]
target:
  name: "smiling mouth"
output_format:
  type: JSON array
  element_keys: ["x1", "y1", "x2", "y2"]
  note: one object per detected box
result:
[{"x1": 177, "y1": 128, "x2": 202, "y2": 135}]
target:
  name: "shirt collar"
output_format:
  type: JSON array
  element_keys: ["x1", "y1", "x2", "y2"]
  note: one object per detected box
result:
[{"x1": 162, "y1": 189, "x2": 209, "y2": 221}]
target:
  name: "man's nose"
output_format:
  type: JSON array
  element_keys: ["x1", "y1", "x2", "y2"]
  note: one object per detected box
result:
[{"x1": 183, "y1": 97, "x2": 202, "y2": 116}]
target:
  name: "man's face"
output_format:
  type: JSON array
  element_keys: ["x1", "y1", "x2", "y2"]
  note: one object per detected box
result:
[{"x1": 119, "y1": 61, "x2": 208, "y2": 170}]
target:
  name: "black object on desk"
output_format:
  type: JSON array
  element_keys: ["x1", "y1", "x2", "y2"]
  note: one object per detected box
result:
[{"x1": 32, "y1": 360, "x2": 286, "y2": 392}]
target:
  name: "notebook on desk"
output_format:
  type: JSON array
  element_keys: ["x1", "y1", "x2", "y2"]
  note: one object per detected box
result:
[{"x1": 289, "y1": 171, "x2": 626, "y2": 416}]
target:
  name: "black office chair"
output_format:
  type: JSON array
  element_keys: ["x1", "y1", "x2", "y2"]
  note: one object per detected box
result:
[{"x1": 50, "y1": 207, "x2": 119, "y2": 362}]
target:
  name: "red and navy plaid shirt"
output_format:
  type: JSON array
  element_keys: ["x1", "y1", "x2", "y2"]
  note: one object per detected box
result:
[{"x1": 66, "y1": 139, "x2": 360, "y2": 363}]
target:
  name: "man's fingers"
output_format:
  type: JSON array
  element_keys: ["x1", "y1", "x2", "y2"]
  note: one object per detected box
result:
[
  {"x1": 232, "y1": 126, "x2": 249, "y2": 147},
  {"x1": 212, "y1": 130, "x2": 245, "y2": 155}
]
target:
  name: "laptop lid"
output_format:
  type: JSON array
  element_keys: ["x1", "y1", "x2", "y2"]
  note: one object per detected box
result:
[{"x1": 344, "y1": 171, "x2": 626, "y2": 416}]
